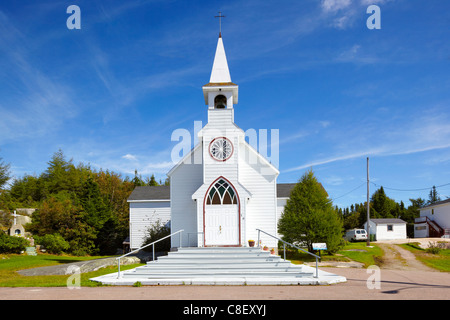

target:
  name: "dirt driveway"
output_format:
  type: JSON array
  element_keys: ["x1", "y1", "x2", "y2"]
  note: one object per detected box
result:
[
  {"x1": 375, "y1": 238, "x2": 450, "y2": 272},
  {"x1": 376, "y1": 243, "x2": 435, "y2": 271}
]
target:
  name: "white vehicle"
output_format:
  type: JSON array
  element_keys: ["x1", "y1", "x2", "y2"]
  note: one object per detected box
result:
[{"x1": 345, "y1": 229, "x2": 368, "y2": 242}]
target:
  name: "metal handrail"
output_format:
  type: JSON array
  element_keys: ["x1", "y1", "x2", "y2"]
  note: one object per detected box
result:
[
  {"x1": 116, "y1": 229, "x2": 184, "y2": 279},
  {"x1": 256, "y1": 228, "x2": 320, "y2": 278}
]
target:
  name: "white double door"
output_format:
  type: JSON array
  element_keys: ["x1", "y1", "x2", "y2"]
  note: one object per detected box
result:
[{"x1": 204, "y1": 204, "x2": 239, "y2": 246}]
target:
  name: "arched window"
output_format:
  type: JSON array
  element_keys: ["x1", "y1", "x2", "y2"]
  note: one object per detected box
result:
[
  {"x1": 214, "y1": 95, "x2": 227, "y2": 109},
  {"x1": 206, "y1": 179, "x2": 238, "y2": 205}
]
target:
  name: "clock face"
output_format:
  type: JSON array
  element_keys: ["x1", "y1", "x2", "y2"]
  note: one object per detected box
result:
[{"x1": 209, "y1": 137, "x2": 233, "y2": 162}]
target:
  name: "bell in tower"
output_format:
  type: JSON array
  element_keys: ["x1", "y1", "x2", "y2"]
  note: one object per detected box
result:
[{"x1": 214, "y1": 94, "x2": 227, "y2": 109}]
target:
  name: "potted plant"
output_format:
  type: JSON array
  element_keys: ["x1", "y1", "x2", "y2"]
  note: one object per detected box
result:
[
  {"x1": 248, "y1": 240, "x2": 255, "y2": 247},
  {"x1": 263, "y1": 246, "x2": 269, "y2": 251},
  {"x1": 270, "y1": 248, "x2": 275, "y2": 254}
]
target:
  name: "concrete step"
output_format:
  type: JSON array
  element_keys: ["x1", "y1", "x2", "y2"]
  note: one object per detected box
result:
[
  {"x1": 142, "y1": 261, "x2": 295, "y2": 269},
  {"x1": 155, "y1": 256, "x2": 281, "y2": 263},
  {"x1": 120, "y1": 246, "x2": 314, "y2": 280},
  {"x1": 123, "y1": 271, "x2": 314, "y2": 279},
  {"x1": 135, "y1": 264, "x2": 304, "y2": 272}
]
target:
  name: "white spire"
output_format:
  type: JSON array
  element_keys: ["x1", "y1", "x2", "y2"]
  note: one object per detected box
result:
[{"x1": 209, "y1": 36, "x2": 232, "y2": 83}]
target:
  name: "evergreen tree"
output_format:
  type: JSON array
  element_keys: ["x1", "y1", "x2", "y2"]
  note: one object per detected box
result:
[
  {"x1": 278, "y1": 169, "x2": 344, "y2": 253},
  {"x1": 428, "y1": 186, "x2": 441, "y2": 204},
  {"x1": 371, "y1": 186, "x2": 397, "y2": 218},
  {"x1": 147, "y1": 174, "x2": 159, "y2": 186},
  {"x1": 132, "y1": 169, "x2": 146, "y2": 187},
  {"x1": 0, "y1": 156, "x2": 11, "y2": 190}
]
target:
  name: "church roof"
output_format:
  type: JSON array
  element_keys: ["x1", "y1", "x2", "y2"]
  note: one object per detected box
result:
[
  {"x1": 276, "y1": 183, "x2": 296, "y2": 198},
  {"x1": 209, "y1": 36, "x2": 231, "y2": 83},
  {"x1": 128, "y1": 185, "x2": 170, "y2": 201},
  {"x1": 128, "y1": 184, "x2": 295, "y2": 201}
]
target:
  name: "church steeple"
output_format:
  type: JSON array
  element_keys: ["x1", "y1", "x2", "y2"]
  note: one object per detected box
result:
[
  {"x1": 202, "y1": 35, "x2": 238, "y2": 108},
  {"x1": 209, "y1": 36, "x2": 231, "y2": 84}
]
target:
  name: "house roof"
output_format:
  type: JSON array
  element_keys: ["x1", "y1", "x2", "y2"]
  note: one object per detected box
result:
[
  {"x1": 128, "y1": 183, "x2": 296, "y2": 201},
  {"x1": 369, "y1": 218, "x2": 406, "y2": 225},
  {"x1": 421, "y1": 198, "x2": 450, "y2": 209}
]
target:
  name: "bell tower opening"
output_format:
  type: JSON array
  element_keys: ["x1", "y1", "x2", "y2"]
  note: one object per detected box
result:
[{"x1": 214, "y1": 94, "x2": 227, "y2": 109}]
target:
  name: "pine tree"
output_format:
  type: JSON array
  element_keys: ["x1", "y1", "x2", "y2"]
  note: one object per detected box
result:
[
  {"x1": 0, "y1": 156, "x2": 10, "y2": 190},
  {"x1": 428, "y1": 186, "x2": 441, "y2": 205},
  {"x1": 278, "y1": 169, "x2": 343, "y2": 253}
]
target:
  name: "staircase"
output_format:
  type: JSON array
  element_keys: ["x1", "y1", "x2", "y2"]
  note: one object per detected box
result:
[
  {"x1": 117, "y1": 247, "x2": 321, "y2": 285},
  {"x1": 90, "y1": 246, "x2": 347, "y2": 285}
]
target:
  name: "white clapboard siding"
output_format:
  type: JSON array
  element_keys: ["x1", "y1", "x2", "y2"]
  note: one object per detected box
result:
[
  {"x1": 238, "y1": 143, "x2": 278, "y2": 248},
  {"x1": 276, "y1": 198, "x2": 288, "y2": 234},
  {"x1": 207, "y1": 109, "x2": 235, "y2": 129},
  {"x1": 170, "y1": 146, "x2": 204, "y2": 248},
  {"x1": 129, "y1": 201, "x2": 171, "y2": 249}
]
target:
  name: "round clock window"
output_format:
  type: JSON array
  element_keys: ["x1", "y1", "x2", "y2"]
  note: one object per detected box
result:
[{"x1": 209, "y1": 137, "x2": 233, "y2": 161}]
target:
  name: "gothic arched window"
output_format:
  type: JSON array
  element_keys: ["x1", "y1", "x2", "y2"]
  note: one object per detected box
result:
[{"x1": 206, "y1": 179, "x2": 238, "y2": 205}]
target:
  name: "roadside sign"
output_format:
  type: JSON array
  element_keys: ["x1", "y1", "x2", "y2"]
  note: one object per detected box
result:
[{"x1": 312, "y1": 243, "x2": 327, "y2": 250}]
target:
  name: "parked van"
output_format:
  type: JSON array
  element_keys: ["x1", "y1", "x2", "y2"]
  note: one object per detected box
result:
[{"x1": 345, "y1": 229, "x2": 368, "y2": 242}]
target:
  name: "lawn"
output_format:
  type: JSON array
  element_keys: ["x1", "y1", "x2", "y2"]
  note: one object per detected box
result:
[
  {"x1": 400, "y1": 242, "x2": 450, "y2": 272},
  {"x1": 0, "y1": 253, "x2": 143, "y2": 287},
  {"x1": 337, "y1": 242, "x2": 383, "y2": 268},
  {"x1": 279, "y1": 242, "x2": 383, "y2": 268}
]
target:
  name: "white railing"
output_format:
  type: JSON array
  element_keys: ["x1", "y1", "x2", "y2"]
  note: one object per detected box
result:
[
  {"x1": 116, "y1": 229, "x2": 184, "y2": 279},
  {"x1": 256, "y1": 229, "x2": 320, "y2": 278}
]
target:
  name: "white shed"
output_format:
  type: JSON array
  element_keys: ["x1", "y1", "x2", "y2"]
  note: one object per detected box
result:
[{"x1": 365, "y1": 218, "x2": 407, "y2": 241}]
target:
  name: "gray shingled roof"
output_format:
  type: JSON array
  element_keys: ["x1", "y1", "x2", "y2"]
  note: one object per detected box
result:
[
  {"x1": 276, "y1": 183, "x2": 296, "y2": 198},
  {"x1": 422, "y1": 198, "x2": 450, "y2": 208},
  {"x1": 369, "y1": 218, "x2": 406, "y2": 225},
  {"x1": 128, "y1": 183, "x2": 297, "y2": 201},
  {"x1": 128, "y1": 186, "x2": 170, "y2": 201}
]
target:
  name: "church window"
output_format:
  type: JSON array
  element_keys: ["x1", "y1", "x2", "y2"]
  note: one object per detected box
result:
[
  {"x1": 214, "y1": 95, "x2": 227, "y2": 109},
  {"x1": 209, "y1": 137, "x2": 233, "y2": 161},
  {"x1": 206, "y1": 179, "x2": 238, "y2": 205}
]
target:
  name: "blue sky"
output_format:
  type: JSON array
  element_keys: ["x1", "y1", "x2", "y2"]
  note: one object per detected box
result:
[{"x1": 1, "y1": 0, "x2": 449, "y2": 209}]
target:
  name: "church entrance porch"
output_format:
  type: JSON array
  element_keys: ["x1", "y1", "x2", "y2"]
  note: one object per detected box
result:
[{"x1": 203, "y1": 177, "x2": 240, "y2": 246}]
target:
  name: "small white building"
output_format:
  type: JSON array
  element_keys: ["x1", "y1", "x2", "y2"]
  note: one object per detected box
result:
[
  {"x1": 364, "y1": 218, "x2": 407, "y2": 241},
  {"x1": 415, "y1": 199, "x2": 450, "y2": 238}
]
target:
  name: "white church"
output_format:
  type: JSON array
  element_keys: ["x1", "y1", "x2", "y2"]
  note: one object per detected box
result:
[{"x1": 127, "y1": 34, "x2": 297, "y2": 251}]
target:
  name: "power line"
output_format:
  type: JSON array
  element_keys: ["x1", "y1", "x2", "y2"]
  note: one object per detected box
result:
[
  {"x1": 331, "y1": 182, "x2": 366, "y2": 201},
  {"x1": 330, "y1": 181, "x2": 450, "y2": 203},
  {"x1": 370, "y1": 181, "x2": 450, "y2": 192}
]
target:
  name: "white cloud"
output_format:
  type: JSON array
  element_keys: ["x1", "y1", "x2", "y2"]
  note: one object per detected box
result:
[
  {"x1": 122, "y1": 154, "x2": 138, "y2": 161},
  {"x1": 284, "y1": 107, "x2": 450, "y2": 174},
  {"x1": 321, "y1": 0, "x2": 352, "y2": 12}
]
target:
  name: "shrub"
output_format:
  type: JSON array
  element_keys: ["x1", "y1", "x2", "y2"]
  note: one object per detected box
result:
[
  {"x1": 425, "y1": 241, "x2": 446, "y2": 254},
  {"x1": 0, "y1": 232, "x2": 30, "y2": 254},
  {"x1": 34, "y1": 234, "x2": 70, "y2": 254},
  {"x1": 142, "y1": 219, "x2": 171, "y2": 252}
]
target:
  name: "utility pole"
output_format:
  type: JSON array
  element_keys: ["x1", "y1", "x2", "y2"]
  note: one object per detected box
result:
[{"x1": 366, "y1": 157, "x2": 370, "y2": 246}]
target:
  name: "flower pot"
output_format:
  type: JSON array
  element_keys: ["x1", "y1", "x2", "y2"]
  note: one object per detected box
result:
[{"x1": 248, "y1": 240, "x2": 255, "y2": 247}]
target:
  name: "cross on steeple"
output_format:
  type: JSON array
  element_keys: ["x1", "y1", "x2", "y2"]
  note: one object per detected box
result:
[{"x1": 214, "y1": 11, "x2": 225, "y2": 37}]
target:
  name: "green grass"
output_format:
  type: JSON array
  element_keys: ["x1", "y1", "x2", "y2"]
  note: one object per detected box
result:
[
  {"x1": 337, "y1": 242, "x2": 383, "y2": 268},
  {"x1": 401, "y1": 242, "x2": 450, "y2": 272},
  {"x1": 279, "y1": 242, "x2": 383, "y2": 268},
  {"x1": 0, "y1": 253, "x2": 143, "y2": 287}
]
